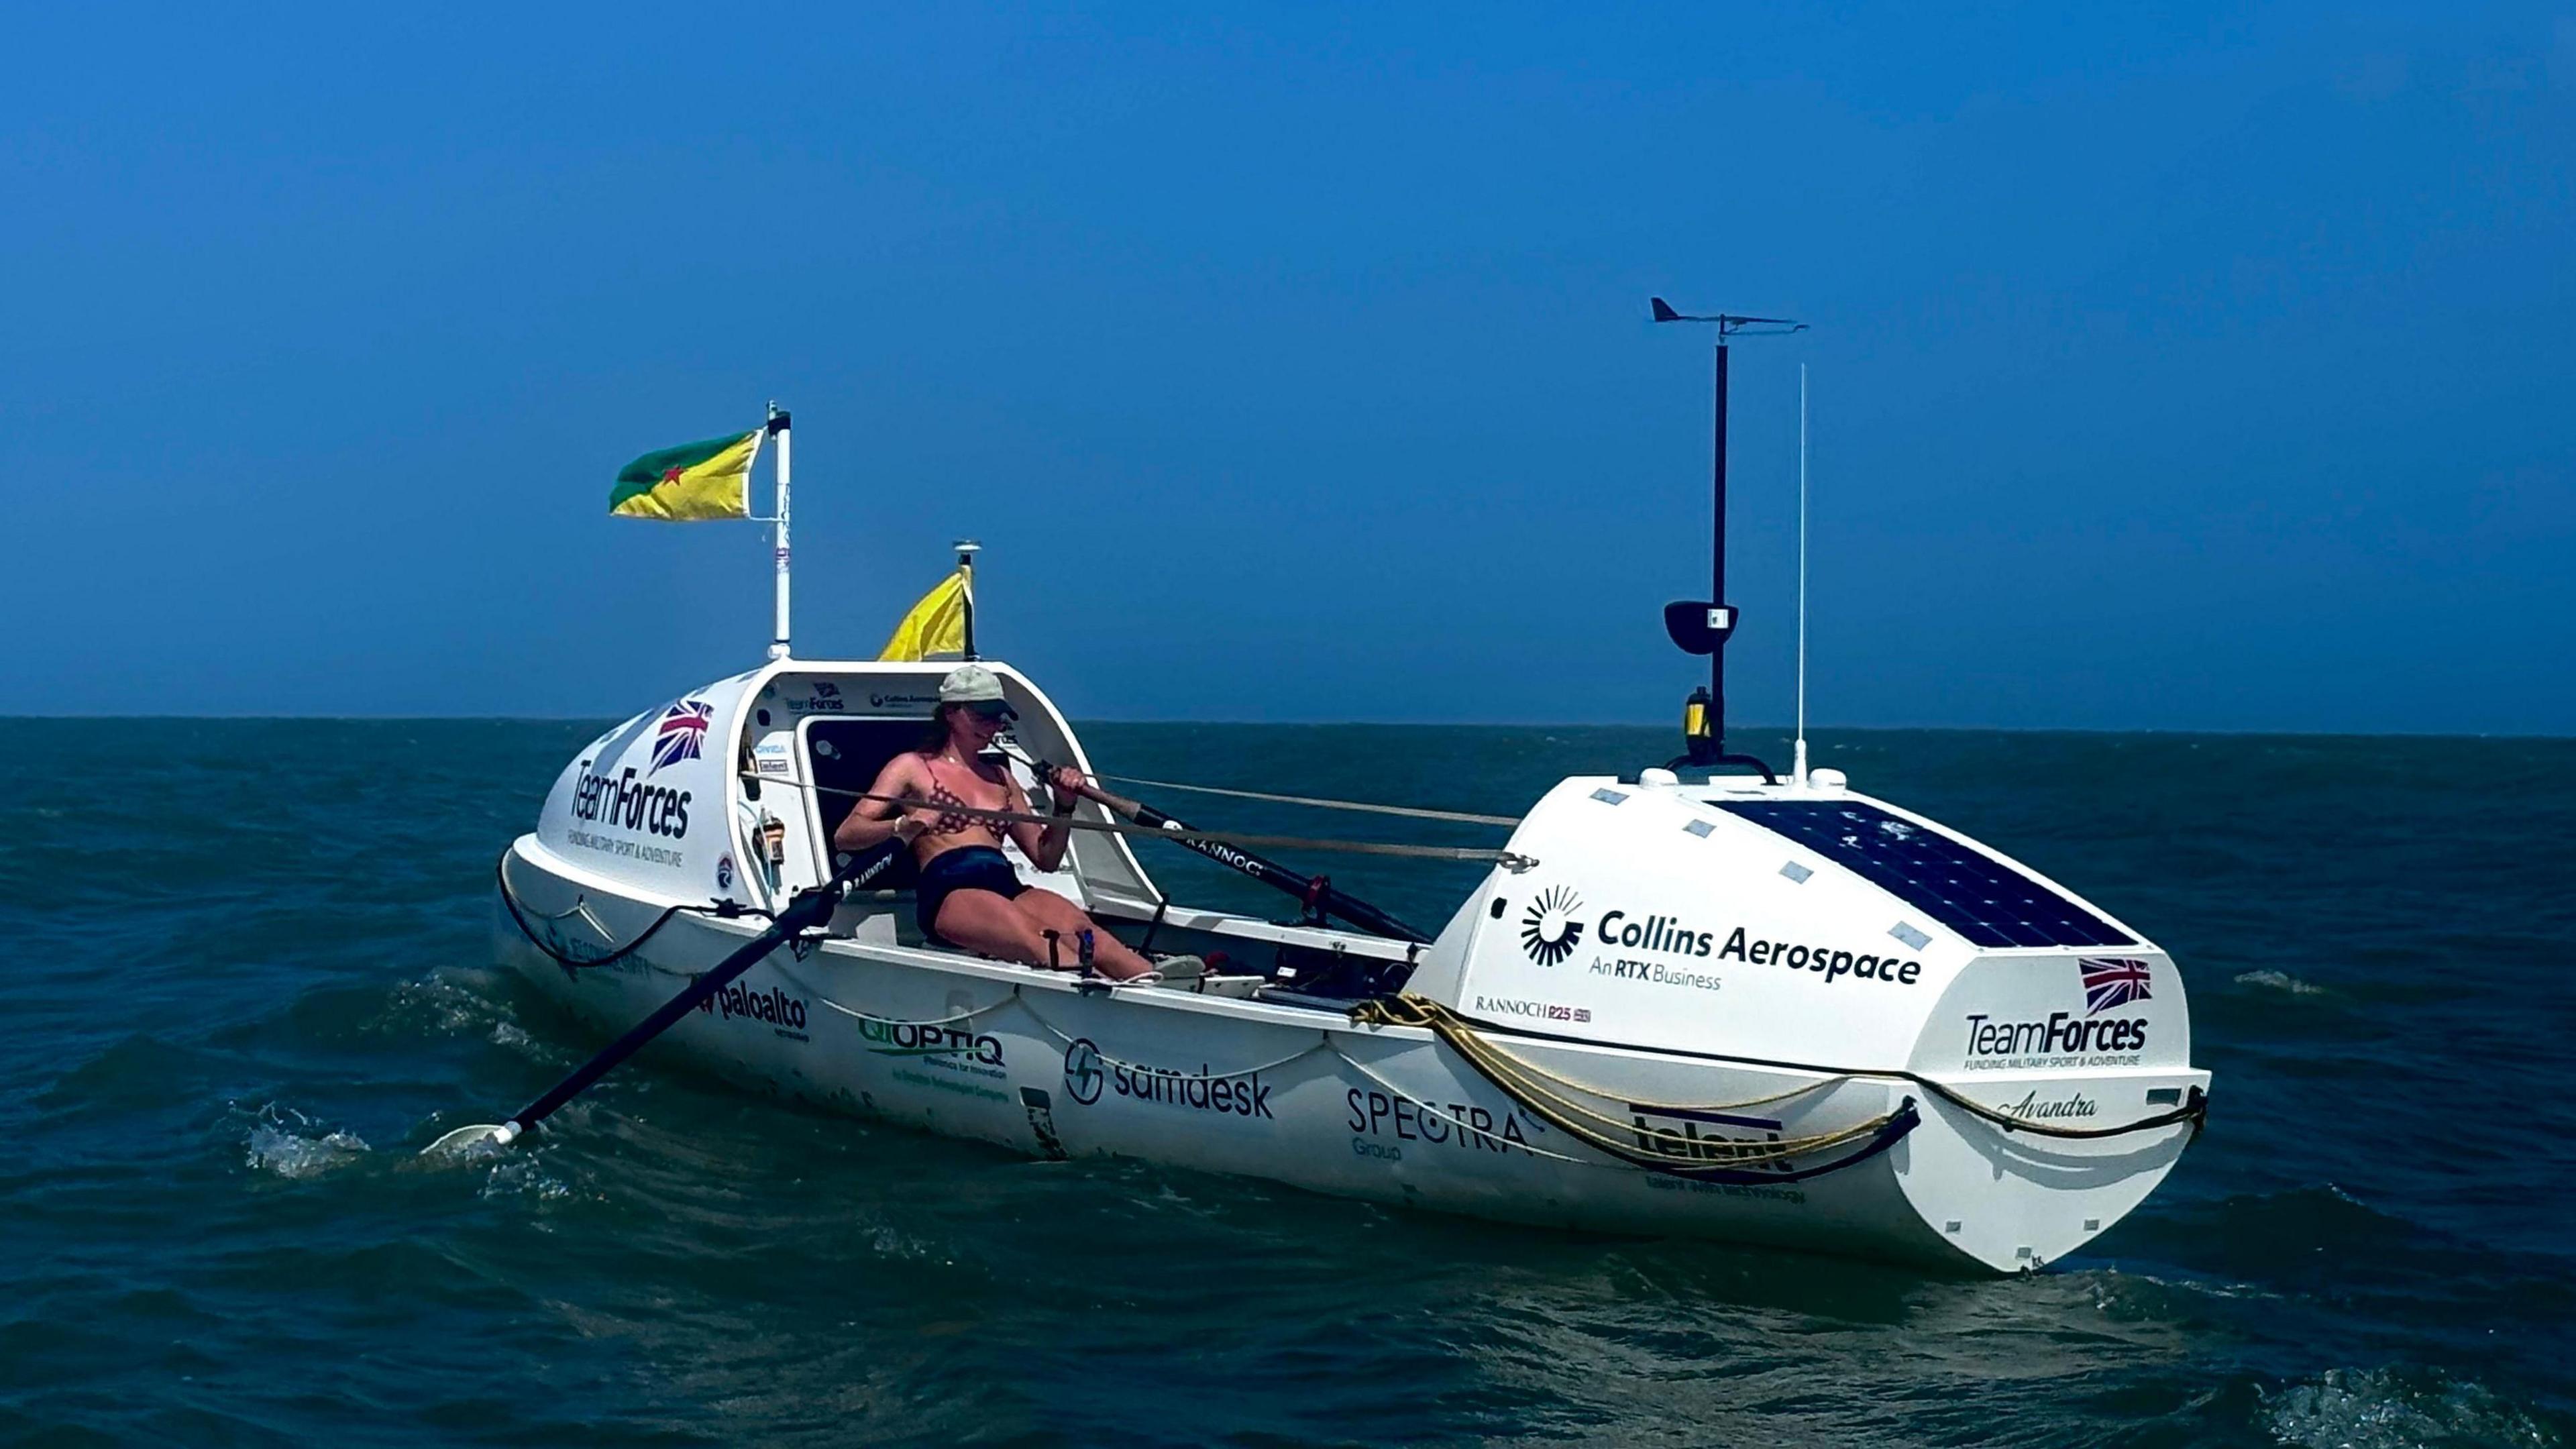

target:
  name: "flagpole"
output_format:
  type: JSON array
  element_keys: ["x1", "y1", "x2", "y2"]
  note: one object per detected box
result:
[
  {"x1": 955, "y1": 539, "x2": 981, "y2": 660},
  {"x1": 767, "y1": 404, "x2": 792, "y2": 659}
]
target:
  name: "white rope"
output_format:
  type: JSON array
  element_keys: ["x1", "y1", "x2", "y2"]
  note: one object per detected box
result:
[
  {"x1": 1012, "y1": 995, "x2": 1331, "y2": 1084},
  {"x1": 755, "y1": 775, "x2": 1532, "y2": 863},
  {"x1": 1092, "y1": 773, "x2": 1521, "y2": 828},
  {"x1": 767, "y1": 959, "x2": 1023, "y2": 1030}
]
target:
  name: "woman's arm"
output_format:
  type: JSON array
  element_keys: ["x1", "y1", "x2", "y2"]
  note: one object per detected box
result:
[
  {"x1": 834, "y1": 755, "x2": 928, "y2": 853},
  {"x1": 1008, "y1": 767, "x2": 1079, "y2": 872}
]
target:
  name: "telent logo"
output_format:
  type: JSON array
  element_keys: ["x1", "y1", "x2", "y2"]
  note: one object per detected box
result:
[{"x1": 1520, "y1": 885, "x2": 1585, "y2": 966}]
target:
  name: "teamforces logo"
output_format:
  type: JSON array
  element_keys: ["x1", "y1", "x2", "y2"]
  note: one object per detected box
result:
[
  {"x1": 571, "y1": 765, "x2": 692, "y2": 839},
  {"x1": 787, "y1": 681, "x2": 844, "y2": 714},
  {"x1": 1962, "y1": 958, "x2": 2154, "y2": 1070},
  {"x1": 651, "y1": 699, "x2": 714, "y2": 773},
  {"x1": 1519, "y1": 885, "x2": 1585, "y2": 966}
]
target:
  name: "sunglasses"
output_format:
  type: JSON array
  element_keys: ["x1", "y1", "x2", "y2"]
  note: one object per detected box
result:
[{"x1": 961, "y1": 700, "x2": 1015, "y2": 722}]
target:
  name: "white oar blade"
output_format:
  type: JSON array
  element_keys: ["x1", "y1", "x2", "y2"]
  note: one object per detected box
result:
[{"x1": 419, "y1": 1122, "x2": 521, "y2": 1159}]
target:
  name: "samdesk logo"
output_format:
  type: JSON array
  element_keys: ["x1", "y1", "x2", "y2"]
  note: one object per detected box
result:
[
  {"x1": 1519, "y1": 885, "x2": 1585, "y2": 966},
  {"x1": 1063, "y1": 1038, "x2": 1273, "y2": 1118},
  {"x1": 1063, "y1": 1038, "x2": 1104, "y2": 1104}
]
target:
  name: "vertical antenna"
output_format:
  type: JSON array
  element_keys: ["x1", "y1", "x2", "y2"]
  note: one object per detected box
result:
[{"x1": 1793, "y1": 366, "x2": 1809, "y2": 786}]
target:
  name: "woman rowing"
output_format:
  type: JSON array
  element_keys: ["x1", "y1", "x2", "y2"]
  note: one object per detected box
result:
[{"x1": 833, "y1": 664, "x2": 1158, "y2": 981}]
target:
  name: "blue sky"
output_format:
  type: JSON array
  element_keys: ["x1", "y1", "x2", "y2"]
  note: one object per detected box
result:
[{"x1": 5, "y1": 4, "x2": 2569, "y2": 731}]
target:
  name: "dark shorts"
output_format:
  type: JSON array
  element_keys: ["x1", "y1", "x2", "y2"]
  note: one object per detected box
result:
[{"x1": 916, "y1": 845, "x2": 1025, "y2": 945}]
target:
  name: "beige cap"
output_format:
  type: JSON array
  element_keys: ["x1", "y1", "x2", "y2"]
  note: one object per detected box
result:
[{"x1": 937, "y1": 664, "x2": 1013, "y2": 713}]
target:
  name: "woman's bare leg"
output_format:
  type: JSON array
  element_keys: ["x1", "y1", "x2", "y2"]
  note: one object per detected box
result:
[
  {"x1": 929, "y1": 889, "x2": 1056, "y2": 965},
  {"x1": 1012, "y1": 888, "x2": 1158, "y2": 980}
]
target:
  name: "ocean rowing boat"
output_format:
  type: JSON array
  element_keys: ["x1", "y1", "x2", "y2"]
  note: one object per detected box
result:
[{"x1": 480, "y1": 378, "x2": 2208, "y2": 1273}]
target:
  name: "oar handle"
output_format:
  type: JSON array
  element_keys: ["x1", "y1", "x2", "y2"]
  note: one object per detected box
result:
[
  {"x1": 1067, "y1": 777, "x2": 1148, "y2": 822},
  {"x1": 1008, "y1": 750, "x2": 1145, "y2": 820}
]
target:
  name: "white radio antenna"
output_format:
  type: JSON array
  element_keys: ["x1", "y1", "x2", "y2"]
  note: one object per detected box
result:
[{"x1": 1793, "y1": 364, "x2": 1810, "y2": 787}]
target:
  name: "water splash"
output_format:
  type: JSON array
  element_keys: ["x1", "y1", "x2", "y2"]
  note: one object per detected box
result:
[
  {"x1": 241, "y1": 1105, "x2": 370, "y2": 1180},
  {"x1": 478, "y1": 1153, "x2": 573, "y2": 1203},
  {"x1": 2260, "y1": 1366, "x2": 2558, "y2": 1448}
]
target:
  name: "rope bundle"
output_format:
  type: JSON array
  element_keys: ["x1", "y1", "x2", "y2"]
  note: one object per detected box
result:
[{"x1": 1351, "y1": 995, "x2": 1919, "y2": 1184}]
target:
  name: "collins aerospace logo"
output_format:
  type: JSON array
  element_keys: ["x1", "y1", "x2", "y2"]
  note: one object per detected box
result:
[{"x1": 1519, "y1": 885, "x2": 1585, "y2": 967}]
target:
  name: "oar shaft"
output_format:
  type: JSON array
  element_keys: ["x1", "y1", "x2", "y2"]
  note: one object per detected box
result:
[
  {"x1": 1063, "y1": 778, "x2": 1430, "y2": 944},
  {"x1": 500, "y1": 879, "x2": 842, "y2": 1138}
]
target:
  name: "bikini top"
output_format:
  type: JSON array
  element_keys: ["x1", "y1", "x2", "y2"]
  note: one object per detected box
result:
[{"x1": 918, "y1": 755, "x2": 1010, "y2": 843}]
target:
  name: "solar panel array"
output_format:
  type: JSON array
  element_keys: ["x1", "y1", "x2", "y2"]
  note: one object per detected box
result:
[{"x1": 1717, "y1": 800, "x2": 2134, "y2": 949}]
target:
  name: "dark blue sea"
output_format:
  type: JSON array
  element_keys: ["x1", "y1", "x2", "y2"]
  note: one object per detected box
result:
[{"x1": 4, "y1": 720, "x2": 2571, "y2": 1447}]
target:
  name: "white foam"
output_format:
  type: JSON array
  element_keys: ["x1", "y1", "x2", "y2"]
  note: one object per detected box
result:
[
  {"x1": 2237, "y1": 969, "x2": 2328, "y2": 997},
  {"x1": 2261, "y1": 1366, "x2": 2557, "y2": 1449},
  {"x1": 372, "y1": 975, "x2": 504, "y2": 1039},
  {"x1": 479, "y1": 1153, "x2": 574, "y2": 1203},
  {"x1": 242, "y1": 1106, "x2": 371, "y2": 1179}
]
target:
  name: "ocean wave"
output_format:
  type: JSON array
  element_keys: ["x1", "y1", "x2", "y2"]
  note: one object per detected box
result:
[
  {"x1": 368, "y1": 973, "x2": 516, "y2": 1042},
  {"x1": 2237, "y1": 969, "x2": 2329, "y2": 997},
  {"x1": 478, "y1": 1152, "x2": 574, "y2": 1203},
  {"x1": 2259, "y1": 1365, "x2": 2559, "y2": 1448},
  {"x1": 241, "y1": 1104, "x2": 370, "y2": 1180}
]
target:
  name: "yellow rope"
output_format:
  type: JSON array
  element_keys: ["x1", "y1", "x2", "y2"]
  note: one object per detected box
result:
[
  {"x1": 1352, "y1": 993, "x2": 2206, "y2": 1147},
  {"x1": 1352, "y1": 994, "x2": 1903, "y2": 1172}
]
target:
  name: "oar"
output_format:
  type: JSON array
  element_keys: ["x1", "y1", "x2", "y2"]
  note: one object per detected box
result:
[
  {"x1": 1007, "y1": 749, "x2": 1431, "y2": 944},
  {"x1": 423, "y1": 868, "x2": 853, "y2": 1156}
]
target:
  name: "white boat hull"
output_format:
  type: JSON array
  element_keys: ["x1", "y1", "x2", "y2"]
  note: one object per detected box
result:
[{"x1": 496, "y1": 836, "x2": 2200, "y2": 1274}]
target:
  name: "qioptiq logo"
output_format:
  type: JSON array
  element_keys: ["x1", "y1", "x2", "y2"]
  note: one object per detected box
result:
[{"x1": 1519, "y1": 885, "x2": 1585, "y2": 967}]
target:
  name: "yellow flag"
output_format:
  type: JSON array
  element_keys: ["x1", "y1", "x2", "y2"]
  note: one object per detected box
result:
[
  {"x1": 608, "y1": 429, "x2": 761, "y2": 520},
  {"x1": 877, "y1": 568, "x2": 971, "y2": 661}
]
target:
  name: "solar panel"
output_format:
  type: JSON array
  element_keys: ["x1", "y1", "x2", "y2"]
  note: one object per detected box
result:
[{"x1": 1716, "y1": 800, "x2": 2133, "y2": 950}]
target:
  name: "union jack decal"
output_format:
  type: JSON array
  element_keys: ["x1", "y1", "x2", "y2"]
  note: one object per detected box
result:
[
  {"x1": 2080, "y1": 957, "x2": 2152, "y2": 1014},
  {"x1": 651, "y1": 700, "x2": 714, "y2": 774}
]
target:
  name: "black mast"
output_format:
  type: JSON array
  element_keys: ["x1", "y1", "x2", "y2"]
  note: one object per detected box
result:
[
  {"x1": 1650, "y1": 299, "x2": 1803, "y2": 775},
  {"x1": 1710, "y1": 336, "x2": 1730, "y2": 747}
]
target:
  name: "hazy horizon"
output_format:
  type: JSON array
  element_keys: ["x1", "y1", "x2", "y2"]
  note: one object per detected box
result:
[{"x1": 9, "y1": 713, "x2": 2567, "y2": 743}]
